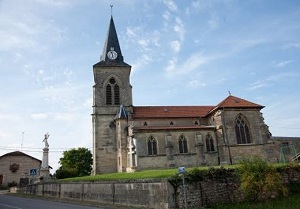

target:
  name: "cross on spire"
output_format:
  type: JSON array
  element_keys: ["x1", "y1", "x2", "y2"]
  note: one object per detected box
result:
[{"x1": 110, "y1": 5, "x2": 113, "y2": 16}]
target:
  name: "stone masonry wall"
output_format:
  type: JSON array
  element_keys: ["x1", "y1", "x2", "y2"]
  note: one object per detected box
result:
[
  {"x1": 18, "y1": 168, "x2": 300, "y2": 209},
  {"x1": 176, "y1": 168, "x2": 300, "y2": 208},
  {"x1": 19, "y1": 179, "x2": 175, "y2": 209}
]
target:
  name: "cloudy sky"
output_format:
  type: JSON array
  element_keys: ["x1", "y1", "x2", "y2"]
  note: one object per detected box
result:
[{"x1": 1, "y1": 0, "x2": 300, "y2": 172}]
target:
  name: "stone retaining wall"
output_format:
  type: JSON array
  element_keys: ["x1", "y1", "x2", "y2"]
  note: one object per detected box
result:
[
  {"x1": 19, "y1": 179, "x2": 175, "y2": 209},
  {"x1": 18, "y1": 168, "x2": 300, "y2": 209}
]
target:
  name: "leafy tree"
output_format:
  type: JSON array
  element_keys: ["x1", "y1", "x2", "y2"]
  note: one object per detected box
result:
[
  {"x1": 238, "y1": 156, "x2": 288, "y2": 202},
  {"x1": 55, "y1": 147, "x2": 92, "y2": 179}
]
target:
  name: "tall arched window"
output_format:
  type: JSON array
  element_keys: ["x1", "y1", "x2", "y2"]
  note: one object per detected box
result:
[
  {"x1": 206, "y1": 134, "x2": 215, "y2": 152},
  {"x1": 178, "y1": 135, "x2": 188, "y2": 153},
  {"x1": 235, "y1": 114, "x2": 251, "y2": 144},
  {"x1": 148, "y1": 136, "x2": 157, "y2": 155},
  {"x1": 114, "y1": 84, "x2": 120, "y2": 105},
  {"x1": 106, "y1": 77, "x2": 120, "y2": 105}
]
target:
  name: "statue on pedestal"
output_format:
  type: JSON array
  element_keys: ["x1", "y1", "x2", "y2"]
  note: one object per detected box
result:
[
  {"x1": 40, "y1": 132, "x2": 51, "y2": 182},
  {"x1": 43, "y1": 133, "x2": 49, "y2": 148}
]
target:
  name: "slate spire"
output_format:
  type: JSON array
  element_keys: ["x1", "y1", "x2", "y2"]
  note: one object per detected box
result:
[
  {"x1": 100, "y1": 16, "x2": 124, "y2": 63},
  {"x1": 115, "y1": 104, "x2": 128, "y2": 120}
]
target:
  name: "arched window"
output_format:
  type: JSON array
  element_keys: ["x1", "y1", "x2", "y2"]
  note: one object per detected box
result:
[
  {"x1": 106, "y1": 85, "x2": 112, "y2": 105},
  {"x1": 148, "y1": 136, "x2": 157, "y2": 155},
  {"x1": 114, "y1": 84, "x2": 120, "y2": 105},
  {"x1": 106, "y1": 77, "x2": 120, "y2": 105},
  {"x1": 235, "y1": 114, "x2": 251, "y2": 144},
  {"x1": 178, "y1": 135, "x2": 188, "y2": 153},
  {"x1": 206, "y1": 134, "x2": 215, "y2": 152}
]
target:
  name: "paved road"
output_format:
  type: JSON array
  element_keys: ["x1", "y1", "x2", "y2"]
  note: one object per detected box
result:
[{"x1": 0, "y1": 193, "x2": 121, "y2": 209}]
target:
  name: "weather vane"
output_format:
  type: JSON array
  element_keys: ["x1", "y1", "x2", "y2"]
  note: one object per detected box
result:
[{"x1": 110, "y1": 5, "x2": 113, "y2": 16}]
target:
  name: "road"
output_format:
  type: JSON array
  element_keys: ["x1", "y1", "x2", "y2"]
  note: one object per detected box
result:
[{"x1": 0, "y1": 193, "x2": 121, "y2": 209}]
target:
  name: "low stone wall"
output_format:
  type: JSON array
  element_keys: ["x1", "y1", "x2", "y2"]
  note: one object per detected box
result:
[
  {"x1": 18, "y1": 168, "x2": 300, "y2": 209},
  {"x1": 175, "y1": 167, "x2": 300, "y2": 208},
  {"x1": 19, "y1": 179, "x2": 175, "y2": 209}
]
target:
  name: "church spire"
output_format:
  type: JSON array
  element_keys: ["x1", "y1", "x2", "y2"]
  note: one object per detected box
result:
[{"x1": 99, "y1": 15, "x2": 124, "y2": 64}]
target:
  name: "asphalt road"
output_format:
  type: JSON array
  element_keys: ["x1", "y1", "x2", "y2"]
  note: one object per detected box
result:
[{"x1": 0, "y1": 193, "x2": 122, "y2": 209}]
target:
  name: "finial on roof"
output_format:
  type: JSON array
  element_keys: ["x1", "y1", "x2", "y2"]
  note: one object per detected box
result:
[
  {"x1": 110, "y1": 5, "x2": 113, "y2": 16},
  {"x1": 228, "y1": 90, "x2": 231, "y2": 96}
]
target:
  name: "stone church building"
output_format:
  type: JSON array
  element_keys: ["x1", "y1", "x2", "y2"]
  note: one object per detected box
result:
[{"x1": 92, "y1": 16, "x2": 277, "y2": 174}]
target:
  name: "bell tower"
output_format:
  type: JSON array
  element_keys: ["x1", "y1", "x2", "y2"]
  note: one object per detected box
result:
[{"x1": 92, "y1": 15, "x2": 133, "y2": 174}]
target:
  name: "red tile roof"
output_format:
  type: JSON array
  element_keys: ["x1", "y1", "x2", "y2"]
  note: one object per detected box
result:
[
  {"x1": 132, "y1": 106, "x2": 215, "y2": 119},
  {"x1": 132, "y1": 95, "x2": 263, "y2": 119},
  {"x1": 216, "y1": 95, "x2": 264, "y2": 109},
  {"x1": 135, "y1": 125, "x2": 216, "y2": 131}
]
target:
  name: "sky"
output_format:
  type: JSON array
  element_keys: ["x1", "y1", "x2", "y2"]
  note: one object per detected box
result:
[{"x1": 1, "y1": 0, "x2": 300, "y2": 173}]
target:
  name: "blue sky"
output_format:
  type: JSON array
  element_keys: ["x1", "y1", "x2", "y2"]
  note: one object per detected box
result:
[{"x1": 1, "y1": 0, "x2": 300, "y2": 172}]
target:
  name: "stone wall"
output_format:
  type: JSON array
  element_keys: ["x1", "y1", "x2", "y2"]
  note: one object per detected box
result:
[
  {"x1": 18, "y1": 168, "x2": 300, "y2": 209},
  {"x1": 176, "y1": 167, "x2": 300, "y2": 208},
  {"x1": 19, "y1": 179, "x2": 175, "y2": 209}
]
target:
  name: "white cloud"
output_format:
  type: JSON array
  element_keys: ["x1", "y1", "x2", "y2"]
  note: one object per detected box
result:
[
  {"x1": 165, "y1": 52, "x2": 211, "y2": 75},
  {"x1": 30, "y1": 113, "x2": 49, "y2": 120},
  {"x1": 272, "y1": 60, "x2": 293, "y2": 68},
  {"x1": 249, "y1": 80, "x2": 268, "y2": 90},
  {"x1": 163, "y1": 0, "x2": 178, "y2": 11},
  {"x1": 163, "y1": 11, "x2": 170, "y2": 22},
  {"x1": 188, "y1": 80, "x2": 207, "y2": 88},
  {"x1": 173, "y1": 17, "x2": 185, "y2": 41},
  {"x1": 249, "y1": 72, "x2": 298, "y2": 90},
  {"x1": 170, "y1": 40, "x2": 180, "y2": 53}
]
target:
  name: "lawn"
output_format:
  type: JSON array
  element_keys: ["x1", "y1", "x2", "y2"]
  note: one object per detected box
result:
[
  {"x1": 56, "y1": 164, "x2": 284, "y2": 182},
  {"x1": 56, "y1": 167, "x2": 205, "y2": 182}
]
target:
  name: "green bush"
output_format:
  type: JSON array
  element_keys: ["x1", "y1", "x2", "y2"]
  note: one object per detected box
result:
[{"x1": 238, "y1": 156, "x2": 288, "y2": 202}]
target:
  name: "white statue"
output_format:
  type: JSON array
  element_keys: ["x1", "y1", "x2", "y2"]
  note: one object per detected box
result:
[{"x1": 43, "y1": 133, "x2": 49, "y2": 148}]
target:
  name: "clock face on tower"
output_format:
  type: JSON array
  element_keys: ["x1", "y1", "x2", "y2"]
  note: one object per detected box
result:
[{"x1": 107, "y1": 50, "x2": 118, "y2": 60}]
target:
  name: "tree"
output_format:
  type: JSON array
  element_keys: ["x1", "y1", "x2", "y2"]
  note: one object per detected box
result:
[{"x1": 55, "y1": 147, "x2": 92, "y2": 179}]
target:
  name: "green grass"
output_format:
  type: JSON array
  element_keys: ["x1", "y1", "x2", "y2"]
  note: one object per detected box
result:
[
  {"x1": 56, "y1": 168, "x2": 178, "y2": 182},
  {"x1": 56, "y1": 166, "x2": 214, "y2": 182},
  {"x1": 209, "y1": 193, "x2": 300, "y2": 209},
  {"x1": 56, "y1": 163, "x2": 286, "y2": 182}
]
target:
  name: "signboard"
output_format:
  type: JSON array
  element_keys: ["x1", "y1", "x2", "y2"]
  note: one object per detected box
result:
[
  {"x1": 29, "y1": 168, "x2": 37, "y2": 176},
  {"x1": 178, "y1": 167, "x2": 185, "y2": 174}
]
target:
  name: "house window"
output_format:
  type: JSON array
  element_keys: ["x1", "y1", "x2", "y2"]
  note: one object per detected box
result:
[
  {"x1": 206, "y1": 134, "x2": 215, "y2": 152},
  {"x1": 178, "y1": 135, "x2": 188, "y2": 153},
  {"x1": 106, "y1": 77, "x2": 120, "y2": 105},
  {"x1": 235, "y1": 114, "x2": 251, "y2": 144},
  {"x1": 148, "y1": 136, "x2": 157, "y2": 155}
]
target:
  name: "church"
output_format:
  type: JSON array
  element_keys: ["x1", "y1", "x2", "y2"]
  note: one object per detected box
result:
[{"x1": 92, "y1": 16, "x2": 277, "y2": 174}]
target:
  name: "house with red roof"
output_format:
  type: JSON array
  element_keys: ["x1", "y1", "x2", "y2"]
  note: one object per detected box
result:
[{"x1": 91, "y1": 16, "x2": 278, "y2": 174}]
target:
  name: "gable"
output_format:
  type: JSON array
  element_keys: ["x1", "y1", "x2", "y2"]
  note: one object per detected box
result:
[{"x1": 0, "y1": 151, "x2": 41, "y2": 163}]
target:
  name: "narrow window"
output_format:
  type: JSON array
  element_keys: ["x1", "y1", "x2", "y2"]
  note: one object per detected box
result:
[
  {"x1": 206, "y1": 134, "x2": 215, "y2": 152},
  {"x1": 178, "y1": 135, "x2": 188, "y2": 153},
  {"x1": 148, "y1": 136, "x2": 157, "y2": 155},
  {"x1": 106, "y1": 84, "x2": 112, "y2": 105},
  {"x1": 235, "y1": 114, "x2": 251, "y2": 144},
  {"x1": 114, "y1": 84, "x2": 120, "y2": 105},
  {"x1": 106, "y1": 77, "x2": 120, "y2": 105}
]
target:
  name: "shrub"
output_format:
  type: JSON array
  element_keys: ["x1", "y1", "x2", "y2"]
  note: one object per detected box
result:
[{"x1": 238, "y1": 156, "x2": 288, "y2": 202}]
